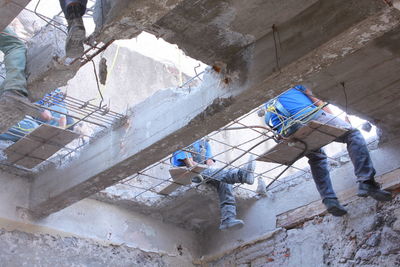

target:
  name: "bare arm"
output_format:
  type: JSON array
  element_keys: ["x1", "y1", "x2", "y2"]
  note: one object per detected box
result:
[
  {"x1": 183, "y1": 158, "x2": 196, "y2": 167},
  {"x1": 303, "y1": 88, "x2": 333, "y2": 114}
]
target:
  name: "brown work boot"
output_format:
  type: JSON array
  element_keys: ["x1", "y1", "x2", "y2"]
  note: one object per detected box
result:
[
  {"x1": 0, "y1": 90, "x2": 40, "y2": 133},
  {"x1": 65, "y1": 17, "x2": 86, "y2": 58}
]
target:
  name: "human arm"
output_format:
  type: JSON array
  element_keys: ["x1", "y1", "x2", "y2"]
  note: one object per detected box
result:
[{"x1": 302, "y1": 87, "x2": 334, "y2": 114}]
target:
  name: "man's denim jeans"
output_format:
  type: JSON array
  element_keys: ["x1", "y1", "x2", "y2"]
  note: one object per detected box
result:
[
  {"x1": 0, "y1": 27, "x2": 27, "y2": 95},
  {"x1": 306, "y1": 111, "x2": 376, "y2": 199},
  {"x1": 202, "y1": 168, "x2": 242, "y2": 221},
  {"x1": 59, "y1": 0, "x2": 88, "y2": 16}
]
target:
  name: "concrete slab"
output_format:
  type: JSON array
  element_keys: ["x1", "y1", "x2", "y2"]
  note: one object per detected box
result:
[
  {"x1": 5, "y1": 124, "x2": 79, "y2": 169},
  {"x1": 28, "y1": 6, "x2": 400, "y2": 218},
  {"x1": 0, "y1": 0, "x2": 30, "y2": 31}
]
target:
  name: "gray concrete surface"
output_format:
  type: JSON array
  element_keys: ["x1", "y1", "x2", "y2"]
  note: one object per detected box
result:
[
  {"x1": 200, "y1": 195, "x2": 400, "y2": 267},
  {"x1": 0, "y1": 0, "x2": 30, "y2": 31},
  {"x1": 0, "y1": 170, "x2": 200, "y2": 262},
  {"x1": 199, "y1": 137, "x2": 400, "y2": 257},
  {"x1": 29, "y1": 4, "x2": 400, "y2": 218}
]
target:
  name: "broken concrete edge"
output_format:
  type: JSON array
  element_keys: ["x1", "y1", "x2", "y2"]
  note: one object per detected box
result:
[
  {"x1": 25, "y1": 23, "x2": 81, "y2": 101},
  {"x1": 89, "y1": 0, "x2": 186, "y2": 44},
  {"x1": 0, "y1": 0, "x2": 30, "y2": 32},
  {"x1": 276, "y1": 168, "x2": 400, "y2": 230},
  {"x1": 193, "y1": 228, "x2": 284, "y2": 265},
  {"x1": 28, "y1": 7, "x2": 400, "y2": 219}
]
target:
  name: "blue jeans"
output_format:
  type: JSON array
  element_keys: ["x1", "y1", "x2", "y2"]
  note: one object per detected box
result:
[
  {"x1": 59, "y1": 0, "x2": 88, "y2": 17},
  {"x1": 0, "y1": 27, "x2": 27, "y2": 95},
  {"x1": 306, "y1": 111, "x2": 376, "y2": 199},
  {"x1": 202, "y1": 168, "x2": 243, "y2": 222}
]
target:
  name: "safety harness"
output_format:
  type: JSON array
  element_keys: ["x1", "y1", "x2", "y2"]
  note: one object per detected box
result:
[{"x1": 264, "y1": 92, "x2": 324, "y2": 137}]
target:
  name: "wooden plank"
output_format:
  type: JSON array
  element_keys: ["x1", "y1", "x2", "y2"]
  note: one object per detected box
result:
[
  {"x1": 5, "y1": 124, "x2": 79, "y2": 169},
  {"x1": 276, "y1": 169, "x2": 400, "y2": 229},
  {"x1": 257, "y1": 120, "x2": 348, "y2": 165},
  {"x1": 159, "y1": 165, "x2": 207, "y2": 195}
]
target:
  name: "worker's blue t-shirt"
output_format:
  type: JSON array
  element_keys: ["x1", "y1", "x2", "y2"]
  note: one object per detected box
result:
[
  {"x1": 172, "y1": 139, "x2": 213, "y2": 167},
  {"x1": 268, "y1": 86, "x2": 317, "y2": 131}
]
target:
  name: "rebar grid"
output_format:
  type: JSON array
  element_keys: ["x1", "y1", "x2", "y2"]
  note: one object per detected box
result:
[{"x1": 108, "y1": 85, "x2": 372, "y2": 203}]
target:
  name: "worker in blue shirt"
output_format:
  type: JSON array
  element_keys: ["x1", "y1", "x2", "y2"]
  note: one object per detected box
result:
[
  {"x1": 0, "y1": 89, "x2": 74, "y2": 142},
  {"x1": 264, "y1": 85, "x2": 392, "y2": 216},
  {"x1": 172, "y1": 139, "x2": 256, "y2": 231}
]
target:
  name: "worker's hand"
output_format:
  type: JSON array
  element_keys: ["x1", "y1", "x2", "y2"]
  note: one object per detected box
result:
[
  {"x1": 206, "y1": 159, "x2": 214, "y2": 166},
  {"x1": 40, "y1": 110, "x2": 52, "y2": 121}
]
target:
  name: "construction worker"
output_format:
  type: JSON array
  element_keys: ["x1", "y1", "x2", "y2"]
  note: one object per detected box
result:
[
  {"x1": 172, "y1": 139, "x2": 256, "y2": 230},
  {"x1": 263, "y1": 85, "x2": 392, "y2": 216},
  {"x1": 0, "y1": 27, "x2": 38, "y2": 133},
  {"x1": 0, "y1": 89, "x2": 73, "y2": 142},
  {"x1": 59, "y1": 0, "x2": 88, "y2": 58},
  {"x1": 36, "y1": 89, "x2": 73, "y2": 129}
]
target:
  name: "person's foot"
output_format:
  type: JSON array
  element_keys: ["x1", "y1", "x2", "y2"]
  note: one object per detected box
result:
[
  {"x1": 322, "y1": 198, "x2": 348, "y2": 217},
  {"x1": 240, "y1": 155, "x2": 256, "y2": 185},
  {"x1": 358, "y1": 180, "x2": 392, "y2": 202},
  {"x1": 219, "y1": 217, "x2": 244, "y2": 231},
  {"x1": 191, "y1": 174, "x2": 203, "y2": 183},
  {"x1": 65, "y1": 17, "x2": 86, "y2": 58},
  {"x1": 0, "y1": 90, "x2": 40, "y2": 133}
]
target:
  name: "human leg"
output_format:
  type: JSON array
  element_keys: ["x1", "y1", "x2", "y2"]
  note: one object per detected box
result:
[
  {"x1": 307, "y1": 148, "x2": 347, "y2": 216},
  {"x1": 315, "y1": 111, "x2": 391, "y2": 201},
  {"x1": 0, "y1": 28, "x2": 40, "y2": 133},
  {"x1": 0, "y1": 27, "x2": 27, "y2": 95},
  {"x1": 207, "y1": 178, "x2": 243, "y2": 230},
  {"x1": 59, "y1": 0, "x2": 88, "y2": 58}
]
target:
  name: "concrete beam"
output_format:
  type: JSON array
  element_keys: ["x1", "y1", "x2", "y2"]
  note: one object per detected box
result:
[
  {"x1": 25, "y1": 23, "x2": 80, "y2": 101},
  {"x1": 29, "y1": 5, "x2": 399, "y2": 217},
  {"x1": 89, "y1": 0, "x2": 185, "y2": 44},
  {"x1": 0, "y1": 0, "x2": 30, "y2": 31}
]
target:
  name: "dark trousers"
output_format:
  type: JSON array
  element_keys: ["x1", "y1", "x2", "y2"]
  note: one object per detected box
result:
[
  {"x1": 59, "y1": 0, "x2": 88, "y2": 17},
  {"x1": 202, "y1": 168, "x2": 243, "y2": 222},
  {"x1": 306, "y1": 111, "x2": 376, "y2": 199}
]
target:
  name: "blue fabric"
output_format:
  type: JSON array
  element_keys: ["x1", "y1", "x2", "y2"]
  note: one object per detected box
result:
[
  {"x1": 172, "y1": 139, "x2": 213, "y2": 166},
  {"x1": 36, "y1": 89, "x2": 64, "y2": 107},
  {"x1": 0, "y1": 117, "x2": 39, "y2": 142},
  {"x1": 267, "y1": 86, "x2": 317, "y2": 132}
]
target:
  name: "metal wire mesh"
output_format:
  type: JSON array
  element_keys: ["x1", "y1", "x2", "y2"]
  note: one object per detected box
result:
[{"x1": 109, "y1": 88, "x2": 372, "y2": 201}]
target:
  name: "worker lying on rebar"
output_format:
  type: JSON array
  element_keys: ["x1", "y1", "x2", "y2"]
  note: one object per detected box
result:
[
  {"x1": 263, "y1": 85, "x2": 392, "y2": 216},
  {"x1": 59, "y1": 0, "x2": 88, "y2": 58},
  {"x1": 172, "y1": 138, "x2": 256, "y2": 231},
  {"x1": 0, "y1": 27, "x2": 39, "y2": 133},
  {"x1": 0, "y1": 89, "x2": 74, "y2": 142}
]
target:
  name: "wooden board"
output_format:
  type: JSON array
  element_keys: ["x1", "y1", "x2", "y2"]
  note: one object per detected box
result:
[
  {"x1": 257, "y1": 120, "x2": 348, "y2": 165},
  {"x1": 159, "y1": 165, "x2": 207, "y2": 195},
  {"x1": 5, "y1": 124, "x2": 79, "y2": 169},
  {"x1": 276, "y1": 168, "x2": 400, "y2": 229}
]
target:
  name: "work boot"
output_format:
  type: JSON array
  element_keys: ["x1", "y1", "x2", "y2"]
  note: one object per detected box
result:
[
  {"x1": 219, "y1": 217, "x2": 244, "y2": 231},
  {"x1": 191, "y1": 174, "x2": 204, "y2": 183},
  {"x1": 322, "y1": 198, "x2": 347, "y2": 217},
  {"x1": 65, "y1": 17, "x2": 86, "y2": 58},
  {"x1": 239, "y1": 155, "x2": 256, "y2": 185},
  {"x1": 358, "y1": 180, "x2": 392, "y2": 202},
  {"x1": 0, "y1": 90, "x2": 40, "y2": 133}
]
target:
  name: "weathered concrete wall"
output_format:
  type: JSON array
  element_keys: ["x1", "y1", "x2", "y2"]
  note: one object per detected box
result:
[
  {"x1": 0, "y1": 170, "x2": 199, "y2": 265},
  {"x1": 199, "y1": 195, "x2": 400, "y2": 266},
  {"x1": 199, "y1": 137, "x2": 400, "y2": 258},
  {"x1": 0, "y1": 227, "x2": 191, "y2": 267}
]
